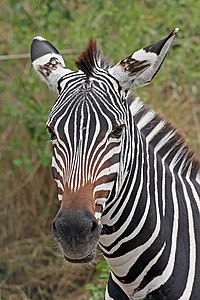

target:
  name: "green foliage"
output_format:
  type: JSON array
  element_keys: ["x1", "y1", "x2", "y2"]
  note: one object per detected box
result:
[{"x1": 85, "y1": 260, "x2": 110, "y2": 300}]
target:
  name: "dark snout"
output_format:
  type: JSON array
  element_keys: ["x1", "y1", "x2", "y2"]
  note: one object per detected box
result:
[{"x1": 52, "y1": 208, "x2": 101, "y2": 263}]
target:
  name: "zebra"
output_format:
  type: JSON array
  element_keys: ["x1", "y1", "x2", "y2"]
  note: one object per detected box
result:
[{"x1": 30, "y1": 29, "x2": 200, "y2": 299}]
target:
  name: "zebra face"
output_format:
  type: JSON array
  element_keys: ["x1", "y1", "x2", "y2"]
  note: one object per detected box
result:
[
  {"x1": 31, "y1": 30, "x2": 178, "y2": 263},
  {"x1": 47, "y1": 83, "x2": 125, "y2": 204},
  {"x1": 46, "y1": 74, "x2": 127, "y2": 262}
]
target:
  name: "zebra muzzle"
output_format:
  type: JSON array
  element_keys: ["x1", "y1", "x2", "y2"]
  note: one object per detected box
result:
[{"x1": 52, "y1": 208, "x2": 101, "y2": 263}]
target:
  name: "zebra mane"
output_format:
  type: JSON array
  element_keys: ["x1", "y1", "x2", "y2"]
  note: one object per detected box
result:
[
  {"x1": 75, "y1": 39, "x2": 111, "y2": 77},
  {"x1": 130, "y1": 97, "x2": 200, "y2": 176}
]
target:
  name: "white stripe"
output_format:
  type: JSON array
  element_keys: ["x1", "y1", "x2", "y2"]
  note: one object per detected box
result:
[
  {"x1": 137, "y1": 110, "x2": 155, "y2": 130},
  {"x1": 134, "y1": 153, "x2": 179, "y2": 297},
  {"x1": 178, "y1": 162, "x2": 196, "y2": 299},
  {"x1": 100, "y1": 134, "x2": 144, "y2": 247},
  {"x1": 94, "y1": 182, "x2": 114, "y2": 194},
  {"x1": 96, "y1": 163, "x2": 119, "y2": 181},
  {"x1": 92, "y1": 144, "x2": 121, "y2": 181},
  {"x1": 146, "y1": 120, "x2": 165, "y2": 142}
]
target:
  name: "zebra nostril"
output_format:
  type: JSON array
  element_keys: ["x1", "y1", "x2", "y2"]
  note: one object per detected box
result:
[
  {"x1": 84, "y1": 220, "x2": 99, "y2": 242},
  {"x1": 91, "y1": 219, "x2": 99, "y2": 234}
]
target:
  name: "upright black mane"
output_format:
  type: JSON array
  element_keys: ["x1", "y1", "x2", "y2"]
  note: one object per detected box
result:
[{"x1": 75, "y1": 39, "x2": 111, "y2": 78}]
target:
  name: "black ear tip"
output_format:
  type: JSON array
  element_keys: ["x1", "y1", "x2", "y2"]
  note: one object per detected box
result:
[
  {"x1": 30, "y1": 36, "x2": 59, "y2": 63},
  {"x1": 168, "y1": 27, "x2": 179, "y2": 39},
  {"x1": 143, "y1": 27, "x2": 179, "y2": 55}
]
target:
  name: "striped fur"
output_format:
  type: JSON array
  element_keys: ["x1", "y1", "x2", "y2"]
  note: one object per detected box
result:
[{"x1": 100, "y1": 97, "x2": 200, "y2": 299}]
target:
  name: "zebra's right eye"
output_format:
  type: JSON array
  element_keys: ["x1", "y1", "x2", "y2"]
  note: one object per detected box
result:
[
  {"x1": 51, "y1": 166, "x2": 58, "y2": 179},
  {"x1": 110, "y1": 124, "x2": 125, "y2": 138},
  {"x1": 47, "y1": 126, "x2": 57, "y2": 140}
]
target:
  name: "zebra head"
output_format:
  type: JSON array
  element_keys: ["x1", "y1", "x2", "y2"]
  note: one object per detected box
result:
[{"x1": 31, "y1": 29, "x2": 178, "y2": 263}]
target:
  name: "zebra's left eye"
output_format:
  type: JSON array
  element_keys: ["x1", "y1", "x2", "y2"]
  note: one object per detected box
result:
[
  {"x1": 47, "y1": 126, "x2": 57, "y2": 140},
  {"x1": 110, "y1": 124, "x2": 125, "y2": 138}
]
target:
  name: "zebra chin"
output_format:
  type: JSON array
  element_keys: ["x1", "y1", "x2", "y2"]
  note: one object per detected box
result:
[{"x1": 58, "y1": 241, "x2": 98, "y2": 264}]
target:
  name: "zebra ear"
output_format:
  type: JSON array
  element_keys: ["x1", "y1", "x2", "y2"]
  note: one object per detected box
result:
[
  {"x1": 30, "y1": 36, "x2": 72, "y2": 93},
  {"x1": 108, "y1": 28, "x2": 179, "y2": 90}
]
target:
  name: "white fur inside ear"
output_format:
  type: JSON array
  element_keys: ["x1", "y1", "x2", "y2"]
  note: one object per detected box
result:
[
  {"x1": 32, "y1": 53, "x2": 72, "y2": 93},
  {"x1": 108, "y1": 64, "x2": 136, "y2": 90},
  {"x1": 32, "y1": 53, "x2": 65, "y2": 69},
  {"x1": 109, "y1": 30, "x2": 177, "y2": 89},
  {"x1": 108, "y1": 28, "x2": 179, "y2": 90},
  {"x1": 132, "y1": 33, "x2": 177, "y2": 87},
  {"x1": 131, "y1": 49, "x2": 157, "y2": 64}
]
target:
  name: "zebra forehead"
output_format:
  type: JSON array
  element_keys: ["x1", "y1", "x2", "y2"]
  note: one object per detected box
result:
[{"x1": 48, "y1": 86, "x2": 125, "y2": 129}]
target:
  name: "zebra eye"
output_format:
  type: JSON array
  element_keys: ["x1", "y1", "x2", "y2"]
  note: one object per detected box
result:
[
  {"x1": 51, "y1": 166, "x2": 58, "y2": 179},
  {"x1": 47, "y1": 126, "x2": 57, "y2": 140},
  {"x1": 110, "y1": 124, "x2": 124, "y2": 138}
]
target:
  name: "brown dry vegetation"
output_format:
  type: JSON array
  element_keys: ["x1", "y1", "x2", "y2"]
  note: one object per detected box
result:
[{"x1": 0, "y1": 0, "x2": 199, "y2": 299}]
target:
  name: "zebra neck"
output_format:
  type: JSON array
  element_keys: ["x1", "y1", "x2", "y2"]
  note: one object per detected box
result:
[{"x1": 100, "y1": 98, "x2": 200, "y2": 299}]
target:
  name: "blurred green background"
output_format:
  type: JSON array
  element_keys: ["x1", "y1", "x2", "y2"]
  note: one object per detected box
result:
[{"x1": 0, "y1": 0, "x2": 199, "y2": 299}]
